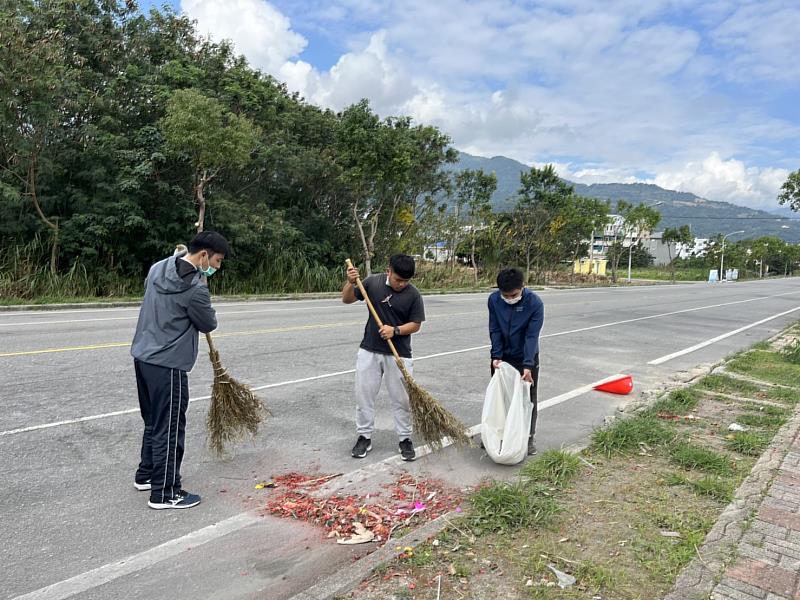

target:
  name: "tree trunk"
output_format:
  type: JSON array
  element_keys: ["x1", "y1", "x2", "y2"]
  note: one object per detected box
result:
[
  {"x1": 470, "y1": 235, "x2": 478, "y2": 285},
  {"x1": 27, "y1": 157, "x2": 60, "y2": 275},
  {"x1": 353, "y1": 203, "x2": 372, "y2": 276}
]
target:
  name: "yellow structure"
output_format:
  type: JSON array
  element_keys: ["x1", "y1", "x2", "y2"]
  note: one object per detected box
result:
[{"x1": 573, "y1": 258, "x2": 607, "y2": 276}]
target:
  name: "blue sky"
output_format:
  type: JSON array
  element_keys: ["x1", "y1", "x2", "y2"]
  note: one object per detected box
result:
[{"x1": 138, "y1": 0, "x2": 800, "y2": 211}]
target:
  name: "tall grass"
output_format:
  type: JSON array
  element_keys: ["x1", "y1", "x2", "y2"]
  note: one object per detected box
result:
[{"x1": 0, "y1": 236, "x2": 137, "y2": 300}]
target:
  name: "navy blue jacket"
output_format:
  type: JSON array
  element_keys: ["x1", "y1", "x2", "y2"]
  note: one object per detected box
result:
[{"x1": 488, "y1": 288, "x2": 544, "y2": 369}]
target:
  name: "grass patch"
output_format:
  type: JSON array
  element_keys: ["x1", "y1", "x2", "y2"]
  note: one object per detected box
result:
[
  {"x1": 651, "y1": 388, "x2": 700, "y2": 415},
  {"x1": 735, "y1": 412, "x2": 787, "y2": 430},
  {"x1": 668, "y1": 472, "x2": 736, "y2": 503},
  {"x1": 780, "y1": 339, "x2": 800, "y2": 365},
  {"x1": 520, "y1": 449, "x2": 583, "y2": 488},
  {"x1": 590, "y1": 414, "x2": 675, "y2": 455},
  {"x1": 697, "y1": 373, "x2": 798, "y2": 404},
  {"x1": 726, "y1": 350, "x2": 800, "y2": 387},
  {"x1": 669, "y1": 442, "x2": 733, "y2": 476},
  {"x1": 726, "y1": 431, "x2": 771, "y2": 456},
  {"x1": 697, "y1": 374, "x2": 762, "y2": 396},
  {"x1": 634, "y1": 510, "x2": 714, "y2": 581},
  {"x1": 468, "y1": 481, "x2": 559, "y2": 534}
]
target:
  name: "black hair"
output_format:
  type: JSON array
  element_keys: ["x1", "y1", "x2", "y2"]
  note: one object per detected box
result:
[
  {"x1": 496, "y1": 267, "x2": 524, "y2": 292},
  {"x1": 188, "y1": 231, "x2": 230, "y2": 257},
  {"x1": 389, "y1": 253, "x2": 415, "y2": 279}
]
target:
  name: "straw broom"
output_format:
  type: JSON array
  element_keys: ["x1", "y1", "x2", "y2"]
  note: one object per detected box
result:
[
  {"x1": 205, "y1": 331, "x2": 268, "y2": 456},
  {"x1": 345, "y1": 259, "x2": 471, "y2": 450},
  {"x1": 177, "y1": 237, "x2": 267, "y2": 456}
]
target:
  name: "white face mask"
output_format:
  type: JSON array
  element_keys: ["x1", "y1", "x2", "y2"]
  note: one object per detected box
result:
[{"x1": 502, "y1": 294, "x2": 522, "y2": 305}]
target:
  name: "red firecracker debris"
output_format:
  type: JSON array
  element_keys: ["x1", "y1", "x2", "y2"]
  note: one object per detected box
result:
[{"x1": 261, "y1": 471, "x2": 462, "y2": 545}]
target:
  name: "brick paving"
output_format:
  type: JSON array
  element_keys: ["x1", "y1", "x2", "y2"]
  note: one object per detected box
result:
[{"x1": 666, "y1": 401, "x2": 800, "y2": 600}]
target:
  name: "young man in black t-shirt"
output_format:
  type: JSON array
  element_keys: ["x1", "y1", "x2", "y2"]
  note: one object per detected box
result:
[{"x1": 342, "y1": 254, "x2": 426, "y2": 461}]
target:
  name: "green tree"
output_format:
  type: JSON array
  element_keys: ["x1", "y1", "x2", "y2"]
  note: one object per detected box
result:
[
  {"x1": 453, "y1": 169, "x2": 497, "y2": 282},
  {"x1": 778, "y1": 170, "x2": 800, "y2": 212},
  {"x1": 160, "y1": 88, "x2": 260, "y2": 232},
  {"x1": 611, "y1": 201, "x2": 662, "y2": 283},
  {"x1": 662, "y1": 225, "x2": 693, "y2": 283}
]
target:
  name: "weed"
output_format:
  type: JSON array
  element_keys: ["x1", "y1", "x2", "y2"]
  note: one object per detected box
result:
[
  {"x1": 727, "y1": 350, "x2": 800, "y2": 388},
  {"x1": 651, "y1": 388, "x2": 700, "y2": 415},
  {"x1": 590, "y1": 414, "x2": 674, "y2": 455},
  {"x1": 669, "y1": 442, "x2": 733, "y2": 476},
  {"x1": 468, "y1": 482, "x2": 559, "y2": 534},
  {"x1": 574, "y1": 561, "x2": 621, "y2": 590},
  {"x1": 452, "y1": 561, "x2": 472, "y2": 578},
  {"x1": 689, "y1": 476, "x2": 735, "y2": 503},
  {"x1": 780, "y1": 339, "x2": 800, "y2": 365},
  {"x1": 735, "y1": 412, "x2": 787, "y2": 430},
  {"x1": 726, "y1": 431, "x2": 770, "y2": 456},
  {"x1": 521, "y1": 449, "x2": 583, "y2": 488}
]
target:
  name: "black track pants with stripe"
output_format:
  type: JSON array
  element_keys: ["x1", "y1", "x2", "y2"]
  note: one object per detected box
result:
[{"x1": 134, "y1": 359, "x2": 189, "y2": 502}]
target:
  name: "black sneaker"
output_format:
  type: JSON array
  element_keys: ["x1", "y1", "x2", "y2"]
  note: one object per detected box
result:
[
  {"x1": 148, "y1": 490, "x2": 201, "y2": 510},
  {"x1": 399, "y1": 438, "x2": 416, "y2": 462},
  {"x1": 351, "y1": 435, "x2": 372, "y2": 458},
  {"x1": 527, "y1": 437, "x2": 537, "y2": 456},
  {"x1": 134, "y1": 479, "x2": 151, "y2": 491}
]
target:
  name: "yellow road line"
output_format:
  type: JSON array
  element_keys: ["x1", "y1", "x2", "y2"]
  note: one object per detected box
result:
[{"x1": 0, "y1": 311, "x2": 482, "y2": 358}]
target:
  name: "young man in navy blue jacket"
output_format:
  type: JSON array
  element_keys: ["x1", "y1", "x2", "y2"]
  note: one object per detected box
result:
[{"x1": 488, "y1": 267, "x2": 545, "y2": 455}]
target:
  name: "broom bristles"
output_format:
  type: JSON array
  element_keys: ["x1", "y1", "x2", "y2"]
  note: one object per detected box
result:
[
  {"x1": 396, "y1": 359, "x2": 471, "y2": 450},
  {"x1": 206, "y1": 346, "x2": 269, "y2": 456}
]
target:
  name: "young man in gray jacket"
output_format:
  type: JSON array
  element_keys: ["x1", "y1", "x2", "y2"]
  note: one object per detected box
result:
[{"x1": 130, "y1": 231, "x2": 229, "y2": 509}]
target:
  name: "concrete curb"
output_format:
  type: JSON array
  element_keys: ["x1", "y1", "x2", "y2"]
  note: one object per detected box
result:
[
  {"x1": 664, "y1": 378, "x2": 800, "y2": 599},
  {"x1": 0, "y1": 289, "x2": 497, "y2": 312},
  {"x1": 289, "y1": 511, "x2": 456, "y2": 600}
]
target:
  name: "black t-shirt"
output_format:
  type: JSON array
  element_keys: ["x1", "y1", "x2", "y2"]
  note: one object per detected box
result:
[{"x1": 354, "y1": 274, "x2": 426, "y2": 358}]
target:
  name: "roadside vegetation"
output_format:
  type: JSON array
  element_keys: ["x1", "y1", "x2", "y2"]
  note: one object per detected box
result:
[{"x1": 352, "y1": 325, "x2": 800, "y2": 599}]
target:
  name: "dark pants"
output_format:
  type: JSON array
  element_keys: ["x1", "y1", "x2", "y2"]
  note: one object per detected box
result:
[
  {"x1": 490, "y1": 354, "x2": 539, "y2": 438},
  {"x1": 134, "y1": 359, "x2": 189, "y2": 503}
]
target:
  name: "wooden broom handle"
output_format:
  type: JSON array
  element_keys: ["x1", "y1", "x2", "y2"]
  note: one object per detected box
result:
[{"x1": 345, "y1": 259, "x2": 402, "y2": 363}]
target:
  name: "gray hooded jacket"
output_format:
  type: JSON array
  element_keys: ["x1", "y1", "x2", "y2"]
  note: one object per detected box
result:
[{"x1": 131, "y1": 254, "x2": 217, "y2": 371}]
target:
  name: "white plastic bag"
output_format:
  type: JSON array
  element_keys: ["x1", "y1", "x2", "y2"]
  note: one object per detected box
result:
[{"x1": 481, "y1": 362, "x2": 532, "y2": 465}]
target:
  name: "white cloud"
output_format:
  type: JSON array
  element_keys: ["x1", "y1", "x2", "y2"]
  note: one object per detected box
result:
[
  {"x1": 651, "y1": 153, "x2": 790, "y2": 209},
  {"x1": 180, "y1": 0, "x2": 798, "y2": 211},
  {"x1": 182, "y1": 0, "x2": 306, "y2": 73}
]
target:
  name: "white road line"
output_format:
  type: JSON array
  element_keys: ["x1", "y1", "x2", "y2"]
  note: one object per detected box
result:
[
  {"x1": 648, "y1": 306, "x2": 800, "y2": 365},
  {"x1": 3, "y1": 292, "x2": 798, "y2": 437},
  {"x1": 10, "y1": 512, "x2": 262, "y2": 600},
  {"x1": 8, "y1": 371, "x2": 620, "y2": 600}
]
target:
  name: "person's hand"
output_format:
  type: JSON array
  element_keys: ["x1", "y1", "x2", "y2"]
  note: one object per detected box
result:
[
  {"x1": 379, "y1": 324, "x2": 395, "y2": 340},
  {"x1": 346, "y1": 266, "x2": 360, "y2": 284},
  {"x1": 492, "y1": 359, "x2": 502, "y2": 369},
  {"x1": 522, "y1": 368, "x2": 534, "y2": 383}
]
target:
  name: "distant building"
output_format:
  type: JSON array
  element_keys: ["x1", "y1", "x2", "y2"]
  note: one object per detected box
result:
[
  {"x1": 677, "y1": 238, "x2": 710, "y2": 259},
  {"x1": 588, "y1": 214, "x2": 648, "y2": 260},
  {"x1": 423, "y1": 241, "x2": 450, "y2": 263}
]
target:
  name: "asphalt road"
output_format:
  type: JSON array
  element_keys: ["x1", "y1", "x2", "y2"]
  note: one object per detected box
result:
[{"x1": 1, "y1": 278, "x2": 799, "y2": 599}]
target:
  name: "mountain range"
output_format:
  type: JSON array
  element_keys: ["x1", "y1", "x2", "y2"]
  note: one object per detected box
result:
[{"x1": 450, "y1": 152, "x2": 800, "y2": 241}]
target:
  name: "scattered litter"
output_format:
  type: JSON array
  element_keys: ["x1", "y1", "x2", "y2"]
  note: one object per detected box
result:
[
  {"x1": 660, "y1": 531, "x2": 681, "y2": 538},
  {"x1": 728, "y1": 423, "x2": 748, "y2": 432},
  {"x1": 547, "y1": 564, "x2": 576, "y2": 589},
  {"x1": 525, "y1": 579, "x2": 533, "y2": 587},
  {"x1": 254, "y1": 481, "x2": 276, "y2": 490},
  {"x1": 337, "y1": 522, "x2": 375, "y2": 545},
  {"x1": 558, "y1": 537, "x2": 570, "y2": 543},
  {"x1": 657, "y1": 412, "x2": 700, "y2": 422}
]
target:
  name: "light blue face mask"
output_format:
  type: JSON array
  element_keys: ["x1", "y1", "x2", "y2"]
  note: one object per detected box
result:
[{"x1": 200, "y1": 255, "x2": 217, "y2": 277}]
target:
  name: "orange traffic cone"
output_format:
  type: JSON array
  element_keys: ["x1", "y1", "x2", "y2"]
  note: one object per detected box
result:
[{"x1": 593, "y1": 374, "x2": 634, "y2": 395}]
